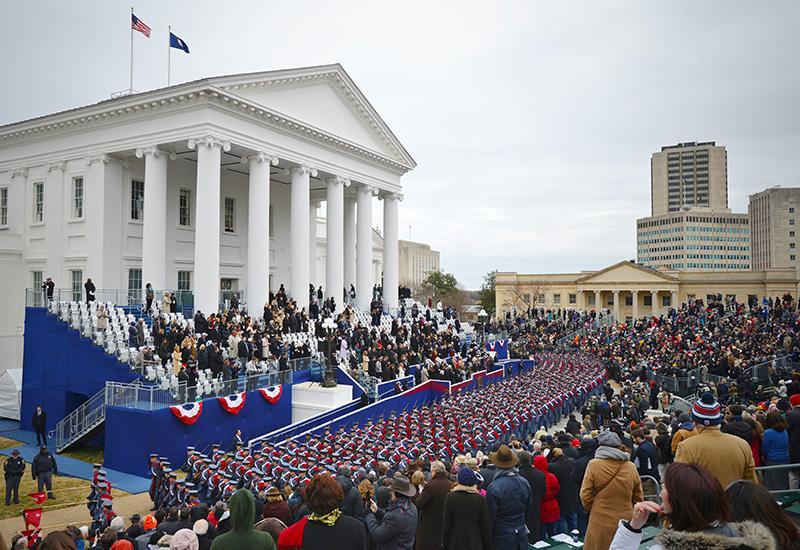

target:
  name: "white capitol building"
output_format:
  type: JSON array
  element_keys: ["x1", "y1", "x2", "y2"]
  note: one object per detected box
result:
[{"x1": 0, "y1": 64, "x2": 432, "y2": 374}]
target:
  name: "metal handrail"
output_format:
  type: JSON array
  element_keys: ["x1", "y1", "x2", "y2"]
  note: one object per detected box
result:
[{"x1": 49, "y1": 387, "x2": 106, "y2": 452}]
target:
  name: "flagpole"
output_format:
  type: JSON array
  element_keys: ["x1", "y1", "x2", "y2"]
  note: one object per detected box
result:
[
  {"x1": 167, "y1": 25, "x2": 171, "y2": 86},
  {"x1": 129, "y1": 7, "x2": 134, "y2": 93}
]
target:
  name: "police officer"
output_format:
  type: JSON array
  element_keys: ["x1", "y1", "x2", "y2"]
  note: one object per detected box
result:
[
  {"x1": 31, "y1": 445, "x2": 57, "y2": 500},
  {"x1": 4, "y1": 449, "x2": 25, "y2": 505}
]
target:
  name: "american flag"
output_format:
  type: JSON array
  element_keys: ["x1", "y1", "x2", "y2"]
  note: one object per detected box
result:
[{"x1": 131, "y1": 13, "x2": 151, "y2": 38}]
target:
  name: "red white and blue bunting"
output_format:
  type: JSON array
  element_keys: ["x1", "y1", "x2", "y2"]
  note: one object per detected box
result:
[
  {"x1": 218, "y1": 392, "x2": 247, "y2": 415},
  {"x1": 259, "y1": 385, "x2": 283, "y2": 404},
  {"x1": 170, "y1": 402, "x2": 203, "y2": 425}
]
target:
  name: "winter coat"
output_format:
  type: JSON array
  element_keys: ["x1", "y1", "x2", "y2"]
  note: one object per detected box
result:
[
  {"x1": 609, "y1": 519, "x2": 776, "y2": 550},
  {"x1": 654, "y1": 433, "x2": 673, "y2": 464},
  {"x1": 722, "y1": 418, "x2": 753, "y2": 444},
  {"x1": 485, "y1": 467, "x2": 532, "y2": 550},
  {"x1": 414, "y1": 472, "x2": 453, "y2": 550},
  {"x1": 787, "y1": 407, "x2": 800, "y2": 463},
  {"x1": 633, "y1": 440, "x2": 660, "y2": 480},
  {"x1": 262, "y1": 500, "x2": 291, "y2": 525},
  {"x1": 674, "y1": 426, "x2": 757, "y2": 489},
  {"x1": 670, "y1": 426, "x2": 697, "y2": 454},
  {"x1": 336, "y1": 475, "x2": 366, "y2": 518},
  {"x1": 548, "y1": 454, "x2": 579, "y2": 515},
  {"x1": 579, "y1": 448, "x2": 643, "y2": 550},
  {"x1": 441, "y1": 485, "x2": 492, "y2": 550},
  {"x1": 365, "y1": 497, "x2": 418, "y2": 550},
  {"x1": 533, "y1": 455, "x2": 560, "y2": 524},
  {"x1": 278, "y1": 513, "x2": 367, "y2": 550},
  {"x1": 211, "y1": 489, "x2": 276, "y2": 550},
  {"x1": 518, "y1": 464, "x2": 546, "y2": 543}
]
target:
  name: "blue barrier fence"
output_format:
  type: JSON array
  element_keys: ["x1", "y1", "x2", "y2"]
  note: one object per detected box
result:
[{"x1": 376, "y1": 375, "x2": 415, "y2": 400}]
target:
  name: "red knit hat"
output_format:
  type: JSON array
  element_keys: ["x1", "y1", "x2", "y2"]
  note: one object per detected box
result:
[{"x1": 790, "y1": 394, "x2": 800, "y2": 407}]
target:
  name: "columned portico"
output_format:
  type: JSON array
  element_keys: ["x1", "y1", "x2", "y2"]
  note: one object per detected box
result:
[
  {"x1": 343, "y1": 196, "x2": 356, "y2": 294},
  {"x1": 136, "y1": 146, "x2": 170, "y2": 291},
  {"x1": 188, "y1": 136, "x2": 229, "y2": 316},
  {"x1": 290, "y1": 165, "x2": 315, "y2": 311},
  {"x1": 326, "y1": 177, "x2": 347, "y2": 310},
  {"x1": 382, "y1": 192, "x2": 400, "y2": 310},
  {"x1": 247, "y1": 152, "x2": 278, "y2": 312},
  {"x1": 356, "y1": 185, "x2": 375, "y2": 311}
]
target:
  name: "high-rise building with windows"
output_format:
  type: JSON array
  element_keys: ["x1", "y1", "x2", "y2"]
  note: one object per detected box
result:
[
  {"x1": 651, "y1": 141, "x2": 728, "y2": 216},
  {"x1": 638, "y1": 141, "x2": 751, "y2": 271},
  {"x1": 749, "y1": 187, "x2": 800, "y2": 270}
]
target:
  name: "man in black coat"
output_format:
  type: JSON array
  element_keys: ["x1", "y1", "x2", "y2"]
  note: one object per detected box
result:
[
  {"x1": 565, "y1": 414, "x2": 582, "y2": 437},
  {"x1": 32, "y1": 446, "x2": 57, "y2": 499},
  {"x1": 335, "y1": 466, "x2": 365, "y2": 517},
  {"x1": 32, "y1": 406, "x2": 47, "y2": 446},
  {"x1": 548, "y1": 448, "x2": 579, "y2": 535},
  {"x1": 517, "y1": 451, "x2": 546, "y2": 543},
  {"x1": 570, "y1": 437, "x2": 597, "y2": 537},
  {"x1": 785, "y1": 394, "x2": 800, "y2": 488}
]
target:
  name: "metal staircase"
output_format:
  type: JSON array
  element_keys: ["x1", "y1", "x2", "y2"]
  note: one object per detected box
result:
[{"x1": 50, "y1": 388, "x2": 106, "y2": 452}]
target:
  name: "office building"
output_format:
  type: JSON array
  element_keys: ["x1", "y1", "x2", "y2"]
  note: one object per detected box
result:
[{"x1": 749, "y1": 187, "x2": 800, "y2": 270}]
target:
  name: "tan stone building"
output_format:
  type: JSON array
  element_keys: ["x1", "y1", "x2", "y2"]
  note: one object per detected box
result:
[
  {"x1": 651, "y1": 141, "x2": 728, "y2": 216},
  {"x1": 495, "y1": 260, "x2": 798, "y2": 320},
  {"x1": 749, "y1": 187, "x2": 800, "y2": 270},
  {"x1": 398, "y1": 239, "x2": 440, "y2": 289}
]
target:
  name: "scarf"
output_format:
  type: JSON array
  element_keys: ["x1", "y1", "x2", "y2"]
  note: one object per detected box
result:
[
  {"x1": 308, "y1": 508, "x2": 341, "y2": 526},
  {"x1": 595, "y1": 446, "x2": 631, "y2": 461}
]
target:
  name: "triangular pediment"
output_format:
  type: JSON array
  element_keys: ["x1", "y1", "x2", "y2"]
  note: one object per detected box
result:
[
  {"x1": 208, "y1": 65, "x2": 415, "y2": 168},
  {"x1": 577, "y1": 261, "x2": 678, "y2": 284}
]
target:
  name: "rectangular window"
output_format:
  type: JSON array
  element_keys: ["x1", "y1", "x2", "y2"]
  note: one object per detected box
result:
[
  {"x1": 33, "y1": 181, "x2": 44, "y2": 223},
  {"x1": 177, "y1": 271, "x2": 192, "y2": 291},
  {"x1": 0, "y1": 187, "x2": 8, "y2": 227},
  {"x1": 128, "y1": 268, "x2": 142, "y2": 303},
  {"x1": 791, "y1": 243, "x2": 796, "y2": 249},
  {"x1": 224, "y1": 197, "x2": 236, "y2": 233},
  {"x1": 568, "y1": 293, "x2": 576, "y2": 305},
  {"x1": 625, "y1": 295, "x2": 633, "y2": 306},
  {"x1": 71, "y1": 176, "x2": 84, "y2": 219},
  {"x1": 70, "y1": 269, "x2": 83, "y2": 302},
  {"x1": 662, "y1": 295, "x2": 671, "y2": 307},
  {"x1": 588, "y1": 294, "x2": 595, "y2": 306},
  {"x1": 131, "y1": 180, "x2": 144, "y2": 220},
  {"x1": 792, "y1": 255, "x2": 797, "y2": 261},
  {"x1": 791, "y1": 219, "x2": 796, "y2": 226},
  {"x1": 32, "y1": 271, "x2": 43, "y2": 307},
  {"x1": 536, "y1": 293, "x2": 545, "y2": 304},
  {"x1": 791, "y1": 207, "x2": 795, "y2": 214},
  {"x1": 644, "y1": 295, "x2": 652, "y2": 306},
  {"x1": 791, "y1": 231, "x2": 796, "y2": 238},
  {"x1": 553, "y1": 293, "x2": 561, "y2": 305},
  {"x1": 179, "y1": 189, "x2": 192, "y2": 227}
]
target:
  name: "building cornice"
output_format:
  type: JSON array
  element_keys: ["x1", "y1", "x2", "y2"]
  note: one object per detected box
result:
[{"x1": 0, "y1": 66, "x2": 416, "y2": 174}]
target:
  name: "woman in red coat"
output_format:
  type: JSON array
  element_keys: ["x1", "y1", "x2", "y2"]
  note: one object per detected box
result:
[{"x1": 533, "y1": 455, "x2": 561, "y2": 540}]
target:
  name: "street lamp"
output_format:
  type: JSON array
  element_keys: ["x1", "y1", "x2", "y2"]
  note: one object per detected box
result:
[
  {"x1": 321, "y1": 317, "x2": 338, "y2": 388},
  {"x1": 478, "y1": 309, "x2": 488, "y2": 345}
]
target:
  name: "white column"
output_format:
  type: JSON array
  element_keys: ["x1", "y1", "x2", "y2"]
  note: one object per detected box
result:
[
  {"x1": 671, "y1": 290, "x2": 679, "y2": 309},
  {"x1": 382, "y1": 192, "x2": 400, "y2": 310},
  {"x1": 343, "y1": 196, "x2": 357, "y2": 294},
  {"x1": 613, "y1": 290, "x2": 620, "y2": 320},
  {"x1": 188, "y1": 136, "x2": 229, "y2": 316},
  {"x1": 290, "y1": 165, "x2": 315, "y2": 311},
  {"x1": 135, "y1": 147, "x2": 170, "y2": 291},
  {"x1": 594, "y1": 291, "x2": 601, "y2": 311},
  {"x1": 246, "y1": 152, "x2": 277, "y2": 314},
  {"x1": 651, "y1": 290, "x2": 659, "y2": 316},
  {"x1": 309, "y1": 201, "x2": 319, "y2": 290},
  {"x1": 356, "y1": 184, "x2": 375, "y2": 311},
  {"x1": 631, "y1": 290, "x2": 639, "y2": 320},
  {"x1": 326, "y1": 177, "x2": 347, "y2": 311}
]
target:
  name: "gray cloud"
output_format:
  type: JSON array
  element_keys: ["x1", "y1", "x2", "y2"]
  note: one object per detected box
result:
[{"x1": 2, "y1": 1, "x2": 798, "y2": 288}]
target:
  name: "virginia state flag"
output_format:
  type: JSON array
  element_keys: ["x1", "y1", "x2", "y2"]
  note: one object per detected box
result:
[{"x1": 170, "y1": 32, "x2": 190, "y2": 53}]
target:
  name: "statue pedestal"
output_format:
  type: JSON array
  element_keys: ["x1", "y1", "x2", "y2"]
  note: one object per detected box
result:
[{"x1": 291, "y1": 382, "x2": 352, "y2": 424}]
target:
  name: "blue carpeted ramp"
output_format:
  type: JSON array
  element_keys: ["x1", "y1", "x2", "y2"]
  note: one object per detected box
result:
[{"x1": 0, "y1": 428, "x2": 150, "y2": 494}]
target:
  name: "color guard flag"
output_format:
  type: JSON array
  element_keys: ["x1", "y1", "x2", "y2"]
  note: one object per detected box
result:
[
  {"x1": 28, "y1": 492, "x2": 47, "y2": 505},
  {"x1": 22, "y1": 508, "x2": 42, "y2": 528},
  {"x1": 131, "y1": 13, "x2": 151, "y2": 38},
  {"x1": 170, "y1": 32, "x2": 190, "y2": 53}
]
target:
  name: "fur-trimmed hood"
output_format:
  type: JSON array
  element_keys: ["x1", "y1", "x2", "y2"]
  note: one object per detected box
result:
[{"x1": 656, "y1": 521, "x2": 776, "y2": 550}]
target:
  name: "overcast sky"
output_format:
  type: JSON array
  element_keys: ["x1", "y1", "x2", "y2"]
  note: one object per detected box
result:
[{"x1": 2, "y1": 1, "x2": 799, "y2": 289}]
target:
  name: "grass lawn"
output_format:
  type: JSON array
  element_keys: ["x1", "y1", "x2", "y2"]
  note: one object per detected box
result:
[{"x1": 0, "y1": 438, "x2": 127, "y2": 521}]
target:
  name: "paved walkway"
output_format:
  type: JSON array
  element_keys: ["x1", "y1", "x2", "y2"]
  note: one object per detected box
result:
[{"x1": 0, "y1": 492, "x2": 152, "y2": 550}]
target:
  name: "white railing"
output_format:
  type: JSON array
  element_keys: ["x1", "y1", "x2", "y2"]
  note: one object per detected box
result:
[{"x1": 50, "y1": 388, "x2": 106, "y2": 452}]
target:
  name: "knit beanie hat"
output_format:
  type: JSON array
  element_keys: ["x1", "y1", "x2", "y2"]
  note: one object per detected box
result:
[
  {"x1": 457, "y1": 466, "x2": 477, "y2": 486},
  {"x1": 692, "y1": 392, "x2": 722, "y2": 426},
  {"x1": 597, "y1": 431, "x2": 622, "y2": 448}
]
